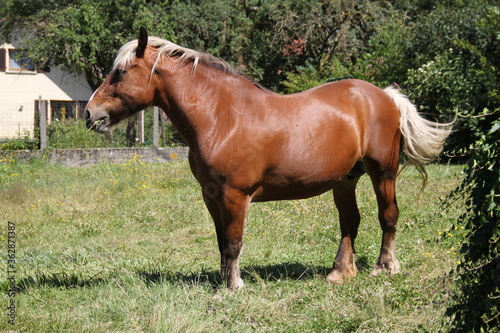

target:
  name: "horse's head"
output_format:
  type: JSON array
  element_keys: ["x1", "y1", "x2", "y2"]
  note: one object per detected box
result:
[{"x1": 85, "y1": 28, "x2": 155, "y2": 132}]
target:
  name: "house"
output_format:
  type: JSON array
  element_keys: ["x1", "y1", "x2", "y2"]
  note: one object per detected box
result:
[{"x1": 0, "y1": 42, "x2": 92, "y2": 139}]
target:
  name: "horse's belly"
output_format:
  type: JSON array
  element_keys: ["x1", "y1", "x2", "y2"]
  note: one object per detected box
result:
[
  {"x1": 248, "y1": 154, "x2": 358, "y2": 202},
  {"x1": 250, "y1": 179, "x2": 340, "y2": 202}
]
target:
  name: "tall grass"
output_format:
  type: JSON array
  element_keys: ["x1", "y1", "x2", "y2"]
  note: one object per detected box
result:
[{"x1": 0, "y1": 157, "x2": 465, "y2": 332}]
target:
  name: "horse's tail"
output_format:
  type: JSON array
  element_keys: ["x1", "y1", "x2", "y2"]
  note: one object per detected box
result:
[{"x1": 383, "y1": 86, "x2": 454, "y2": 186}]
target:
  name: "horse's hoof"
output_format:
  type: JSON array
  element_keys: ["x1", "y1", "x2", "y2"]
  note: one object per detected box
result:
[
  {"x1": 370, "y1": 261, "x2": 401, "y2": 277},
  {"x1": 228, "y1": 277, "x2": 244, "y2": 290},
  {"x1": 370, "y1": 266, "x2": 383, "y2": 277},
  {"x1": 326, "y1": 270, "x2": 345, "y2": 285}
]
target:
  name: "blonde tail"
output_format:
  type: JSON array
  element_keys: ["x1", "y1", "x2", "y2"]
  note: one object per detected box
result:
[{"x1": 384, "y1": 86, "x2": 454, "y2": 186}]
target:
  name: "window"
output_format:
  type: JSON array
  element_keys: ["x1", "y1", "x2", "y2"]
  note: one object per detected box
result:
[
  {"x1": 8, "y1": 49, "x2": 36, "y2": 73},
  {"x1": 50, "y1": 100, "x2": 88, "y2": 122}
]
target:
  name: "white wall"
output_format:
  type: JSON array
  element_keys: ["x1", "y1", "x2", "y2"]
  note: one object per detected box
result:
[{"x1": 0, "y1": 42, "x2": 93, "y2": 139}]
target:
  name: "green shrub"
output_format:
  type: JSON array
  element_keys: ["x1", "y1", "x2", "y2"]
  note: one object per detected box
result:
[
  {"x1": 353, "y1": 19, "x2": 411, "y2": 88},
  {"x1": 47, "y1": 119, "x2": 120, "y2": 148},
  {"x1": 0, "y1": 129, "x2": 38, "y2": 150},
  {"x1": 281, "y1": 60, "x2": 351, "y2": 94},
  {"x1": 0, "y1": 139, "x2": 38, "y2": 150},
  {"x1": 446, "y1": 117, "x2": 500, "y2": 332},
  {"x1": 46, "y1": 114, "x2": 185, "y2": 149},
  {"x1": 406, "y1": 48, "x2": 498, "y2": 155}
]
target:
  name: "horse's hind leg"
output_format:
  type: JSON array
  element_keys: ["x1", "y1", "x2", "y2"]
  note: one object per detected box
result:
[
  {"x1": 365, "y1": 159, "x2": 401, "y2": 276},
  {"x1": 327, "y1": 167, "x2": 364, "y2": 285}
]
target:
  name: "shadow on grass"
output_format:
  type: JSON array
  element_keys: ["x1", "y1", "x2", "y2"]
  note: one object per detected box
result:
[
  {"x1": 356, "y1": 255, "x2": 372, "y2": 271},
  {"x1": 15, "y1": 271, "x2": 109, "y2": 293},
  {"x1": 137, "y1": 262, "x2": 333, "y2": 289},
  {"x1": 138, "y1": 269, "x2": 222, "y2": 289},
  {"x1": 12, "y1": 258, "x2": 374, "y2": 292}
]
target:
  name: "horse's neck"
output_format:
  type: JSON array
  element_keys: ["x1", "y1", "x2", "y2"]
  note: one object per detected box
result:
[{"x1": 157, "y1": 65, "x2": 263, "y2": 149}]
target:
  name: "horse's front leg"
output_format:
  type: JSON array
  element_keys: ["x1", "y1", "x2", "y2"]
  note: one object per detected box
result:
[{"x1": 203, "y1": 185, "x2": 250, "y2": 290}]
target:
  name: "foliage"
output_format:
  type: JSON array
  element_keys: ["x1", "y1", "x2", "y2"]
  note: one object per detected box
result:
[
  {"x1": 2, "y1": 0, "x2": 174, "y2": 90},
  {"x1": 280, "y1": 0, "x2": 499, "y2": 156},
  {"x1": 0, "y1": 139, "x2": 38, "y2": 150},
  {"x1": 281, "y1": 60, "x2": 351, "y2": 94},
  {"x1": 446, "y1": 118, "x2": 500, "y2": 332},
  {"x1": 1, "y1": 0, "x2": 499, "y2": 153},
  {"x1": 265, "y1": 0, "x2": 387, "y2": 72},
  {"x1": 407, "y1": 1, "x2": 496, "y2": 68},
  {"x1": 47, "y1": 119, "x2": 120, "y2": 148},
  {"x1": 138, "y1": 108, "x2": 186, "y2": 147},
  {"x1": 353, "y1": 18, "x2": 411, "y2": 87},
  {"x1": 405, "y1": 49, "x2": 498, "y2": 153},
  {"x1": 0, "y1": 128, "x2": 38, "y2": 150},
  {"x1": 166, "y1": 1, "x2": 252, "y2": 72},
  {"x1": 0, "y1": 0, "x2": 11, "y2": 18},
  {"x1": 398, "y1": 1, "x2": 499, "y2": 156},
  {"x1": 45, "y1": 113, "x2": 184, "y2": 149}
]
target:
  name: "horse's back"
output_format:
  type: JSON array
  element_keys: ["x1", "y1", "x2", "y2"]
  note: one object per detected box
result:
[
  {"x1": 281, "y1": 79, "x2": 401, "y2": 155},
  {"x1": 309, "y1": 79, "x2": 401, "y2": 157}
]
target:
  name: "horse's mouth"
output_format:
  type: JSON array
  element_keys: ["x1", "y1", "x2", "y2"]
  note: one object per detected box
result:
[{"x1": 87, "y1": 117, "x2": 110, "y2": 133}]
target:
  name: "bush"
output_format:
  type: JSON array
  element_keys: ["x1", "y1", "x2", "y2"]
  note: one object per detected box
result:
[
  {"x1": 46, "y1": 113, "x2": 185, "y2": 149},
  {"x1": 0, "y1": 138, "x2": 38, "y2": 150},
  {"x1": 0, "y1": 130, "x2": 38, "y2": 150},
  {"x1": 446, "y1": 117, "x2": 500, "y2": 332},
  {"x1": 47, "y1": 119, "x2": 121, "y2": 148},
  {"x1": 406, "y1": 48, "x2": 498, "y2": 155},
  {"x1": 281, "y1": 60, "x2": 351, "y2": 94},
  {"x1": 353, "y1": 19, "x2": 411, "y2": 88}
]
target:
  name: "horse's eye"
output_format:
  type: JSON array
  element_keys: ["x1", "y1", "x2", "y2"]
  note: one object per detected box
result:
[{"x1": 110, "y1": 69, "x2": 126, "y2": 85}]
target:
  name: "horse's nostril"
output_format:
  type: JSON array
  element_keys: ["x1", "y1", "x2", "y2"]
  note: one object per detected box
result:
[{"x1": 85, "y1": 111, "x2": 94, "y2": 129}]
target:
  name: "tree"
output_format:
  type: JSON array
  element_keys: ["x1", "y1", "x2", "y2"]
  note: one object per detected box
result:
[
  {"x1": 1, "y1": 0, "x2": 176, "y2": 147},
  {"x1": 271, "y1": 0, "x2": 388, "y2": 72},
  {"x1": 2, "y1": 0, "x2": 174, "y2": 90},
  {"x1": 353, "y1": 17, "x2": 412, "y2": 88},
  {"x1": 243, "y1": 0, "x2": 394, "y2": 90},
  {"x1": 2, "y1": 0, "x2": 499, "y2": 154},
  {"x1": 166, "y1": 0, "x2": 395, "y2": 90},
  {"x1": 165, "y1": 0, "x2": 252, "y2": 66},
  {"x1": 0, "y1": 0, "x2": 11, "y2": 19},
  {"x1": 403, "y1": 1, "x2": 500, "y2": 155}
]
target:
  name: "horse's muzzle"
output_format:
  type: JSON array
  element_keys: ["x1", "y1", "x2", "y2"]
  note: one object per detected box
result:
[{"x1": 85, "y1": 110, "x2": 109, "y2": 133}]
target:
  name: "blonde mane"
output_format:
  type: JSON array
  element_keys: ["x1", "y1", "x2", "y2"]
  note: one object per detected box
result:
[{"x1": 113, "y1": 36, "x2": 261, "y2": 88}]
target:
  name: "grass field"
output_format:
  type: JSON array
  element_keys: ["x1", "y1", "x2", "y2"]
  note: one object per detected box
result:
[{"x1": 0, "y1": 156, "x2": 466, "y2": 332}]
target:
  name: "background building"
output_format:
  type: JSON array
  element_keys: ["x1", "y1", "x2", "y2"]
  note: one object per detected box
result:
[{"x1": 0, "y1": 42, "x2": 92, "y2": 139}]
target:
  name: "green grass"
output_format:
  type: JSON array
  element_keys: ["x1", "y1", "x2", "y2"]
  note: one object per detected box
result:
[{"x1": 0, "y1": 156, "x2": 465, "y2": 332}]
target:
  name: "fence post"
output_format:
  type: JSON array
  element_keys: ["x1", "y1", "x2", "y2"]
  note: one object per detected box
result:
[
  {"x1": 160, "y1": 109, "x2": 166, "y2": 146},
  {"x1": 39, "y1": 96, "x2": 47, "y2": 149},
  {"x1": 138, "y1": 110, "x2": 144, "y2": 144},
  {"x1": 153, "y1": 106, "x2": 159, "y2": 149}
]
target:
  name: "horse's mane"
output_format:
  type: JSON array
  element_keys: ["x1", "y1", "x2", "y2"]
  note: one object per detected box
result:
[{"x1": 114, "y1": 36, "x2": 267, "y2": 91}]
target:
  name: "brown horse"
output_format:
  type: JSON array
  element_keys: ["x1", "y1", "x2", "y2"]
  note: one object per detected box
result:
[{"x1": 86, "y1": 28, "x2": 453, "y2": 289}]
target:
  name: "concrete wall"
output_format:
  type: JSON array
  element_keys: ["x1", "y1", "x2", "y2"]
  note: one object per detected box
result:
[{"x1": 0, "y1": 147, "x2": 189, "y2": 167}]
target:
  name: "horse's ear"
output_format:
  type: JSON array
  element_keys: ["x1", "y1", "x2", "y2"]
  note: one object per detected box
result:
[{"x1": 136, "y1": 27, "x2": 148, "y2": 58}]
